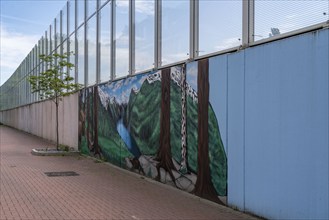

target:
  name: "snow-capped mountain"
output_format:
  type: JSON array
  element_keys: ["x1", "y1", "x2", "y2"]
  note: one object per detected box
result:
[
  {"x1": 146, "y1": 68, "x2": 198, "y2": 103},
  {"x1": 98, "y1": 87, "x2": 111, "y2": 110}
]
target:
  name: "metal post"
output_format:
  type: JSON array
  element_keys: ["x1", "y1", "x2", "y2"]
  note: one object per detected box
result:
[
  {"x1": 40, "y1": 37, "x2": 43, "y2": 73},
  {"x1": 60, "y1": 10, "x2": 63, "y2": 55},
  {"x1": 249, "y1": 0, "x2": 255, "y2": 44},
  {"x1": 49, "y1": 25, "x2": 52, "y2": 55},
  {"x1": 84, "y1": 0, "x2": 88, "y2": 87},
  {"x1": 60, "y1": 10, "x2": 64, "y2": 79},
  {"x1": 190, "y1": 0, "x2": 198, "y2": 59},
  {"x1": 67, "y1": 1, "x2": 69, "y2": 41},
  {"x1": 67, "y1": 1, "x2": 70, "y2": 54},
  {"x1": 67, "y1": 1, "x2": 71, "y2": 76},
  {"x1": 45, "y1": 31, "x2": 48, "y2": 57},
  {"x1": 39, "y1": 39, "x2": 42, "y2": 73},
  {"x1": 96, "y1": 0, "x2": 100, "y2": 83},
  {"x1": 74, "y1": 0, "x2": 79, "y2": 83},
  {"x1": 45, "y1": 31, "x2": 48, "y2": 70},
  {"x1": 129, "y1": 0, "x2": 135, "y2": 75},
  {"x1": 155, "y1": 0, "x2": 161, "y2": 68},
  {"x1": 66, "y1": 0, "x2": 72, "y2": 38},
  {"x1": 54, "y1": 18, "x2": 57, "y2": 54},
  {"x1": 242, "y1": 0, "x2": 254, "y2": 46},
  {"x1": 111, "y1": 0, "x2": 116, "y2": 80}
]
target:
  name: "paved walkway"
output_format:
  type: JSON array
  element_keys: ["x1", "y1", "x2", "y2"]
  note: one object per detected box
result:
[{"x1": 0, "y1": 126, "x2": 258, "y2": 220}]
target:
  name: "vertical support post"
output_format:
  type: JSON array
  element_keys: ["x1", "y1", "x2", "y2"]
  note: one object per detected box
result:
[
  {"x1": 111, "y1": 0, "x2": 116, "y2": 80},
  {"x1": 60, "y1": 10, "x2": 63, "y2": 56},
  {"x1": 190, "y1": 0, "x2": 198, "y2": 59},
  {"x1": 67, "y1": 1, "x2": 70, "y2": 55},
  {"x1": 242, "y1": 0, "x2": 254, "y2": 46},
  {"x1": 54, "y1": 18, "x2": 57, "y2": 55},
  {"x1": 66, "y1": 1, "x2": 71, "y2": 76},
  {"x1": 129, "y1": 0, "x2": 135, "y2": 75},
  {"x1": 40, "y1": 37, "x2": 43, "y2": 73},
  {"x1": 43, "y1": 36, "x2": 45, "y2": 68},
  {"x1": 60, "y1": 10, "x2": 63, "y2": 79},
  {"x1": 45, "y1": 31, "x2": 48, "y2": 57},
  {"x1": 249, "y1": 0, "x2": 255, "y2": 44},
  {"x1": 27, "y1": 54, "x2": 29, "y2": 104},
  {"x1": 45, "y1": 31, "x2": 48, "y2": 71},
  {"x1": 154, "y1": 0, "x2": 161, "y2": 69},
  {"x1": 74, "y1": 0, "x2": 78, "y2": 83},
  {"x1": 84, "y1": 0, "x2": 88, "y2": 87},
  {"x1": 67, "y1": 1, "x2": 70, "y2": 38},
  {"x1": 49, "y1": 25, "x2": 52, "y2": 55},
  {"x1": 96, "y1": 0, "x2": 100, "y2": 83},
  {"x1": 37, "y1": 42, "x2": 40, "y2": 70}
]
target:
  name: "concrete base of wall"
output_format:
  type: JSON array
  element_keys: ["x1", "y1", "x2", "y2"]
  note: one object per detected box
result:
[{"x1": 0, "y1": 93, "x2": 79, "y2": 149}]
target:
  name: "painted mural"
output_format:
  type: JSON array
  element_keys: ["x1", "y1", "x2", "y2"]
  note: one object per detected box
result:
[{"x1": 78, "y1": 60, "x2": 227, "y2": 204}]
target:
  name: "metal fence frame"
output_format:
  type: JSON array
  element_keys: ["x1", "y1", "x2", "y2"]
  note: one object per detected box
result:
[{"x1": 1, "y1": 0, "x2": 328, "y2": 111}]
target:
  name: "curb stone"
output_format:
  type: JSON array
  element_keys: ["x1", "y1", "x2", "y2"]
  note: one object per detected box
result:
[{"x1": 31, "y1": 148, "x2": 80, "y2": 156}]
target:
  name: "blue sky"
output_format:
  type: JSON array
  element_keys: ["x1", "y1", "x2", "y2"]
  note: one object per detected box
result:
[
  {"x1": 0, "y1": 0, "x2": 67, "y2": 85},
  {"x1": 1, "y1": 0, "x2": 327, "y2": 86}
]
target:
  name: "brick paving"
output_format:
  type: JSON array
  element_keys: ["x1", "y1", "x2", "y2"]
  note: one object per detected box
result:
[{"x1": 0, "y1": 125, "x2": 258, "y2": 220}]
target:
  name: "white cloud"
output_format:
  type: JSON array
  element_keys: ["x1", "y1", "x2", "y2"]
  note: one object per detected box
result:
[
  {"x1": 162, "y1": 52, "x2": 189, "y2": 65},
  {"x1": 135, "y1": 50, "x2": 154, "y2": 71},
  {"x1": 115, "y1": 48, "x2": 129, "y2": 77},
  {"x1": 215, "y1": 37, "x2": 241, "y2": 51},
  {"x1": 116, "y1": 1, "x2": 154, "y2": 15},
  {"x1": 136, "y1": 1, "x2": 154, "y2": 16},
  {"x1": 116, "y1": 0, "x2": 129, "y2": 8},
  {"x1": 0, "y1": 24, "x2": 39, "y2": 85}
]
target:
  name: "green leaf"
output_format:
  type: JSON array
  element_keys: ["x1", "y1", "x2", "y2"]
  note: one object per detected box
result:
[{"x1": 27, "y1": 51, "x2": 80, "y2": 100}]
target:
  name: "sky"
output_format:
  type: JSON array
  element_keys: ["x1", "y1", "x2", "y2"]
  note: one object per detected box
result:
[
  {"x1": 0, "y1": 0, "x2": 328, "y2": 87},
  {"x1": 0, "y1": 0, "x2": 67, "y2": 85}
]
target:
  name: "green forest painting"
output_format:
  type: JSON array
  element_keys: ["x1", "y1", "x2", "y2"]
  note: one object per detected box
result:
[{"x1": 79, "y1": 61, "x2": 227, "y2": 204}]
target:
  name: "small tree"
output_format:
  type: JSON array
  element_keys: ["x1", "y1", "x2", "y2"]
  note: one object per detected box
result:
[{"x1": 28, "y1": 52, "x2": 81, "y2": 150}]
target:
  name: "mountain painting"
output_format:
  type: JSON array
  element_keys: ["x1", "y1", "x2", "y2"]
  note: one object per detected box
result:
[{"x1": 78, "y1": 60, "x2": 227, "y2": 204}]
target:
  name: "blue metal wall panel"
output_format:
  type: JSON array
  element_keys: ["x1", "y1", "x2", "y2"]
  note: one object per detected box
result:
[
  {"x1": 227, "y1": 51, "x2": 245, "y2": 210},
  {"x1": 243, "y1": 29, "x2": 329, "y2": 219}
]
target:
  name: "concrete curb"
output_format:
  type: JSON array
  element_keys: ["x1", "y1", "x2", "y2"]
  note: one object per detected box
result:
[{"x1": 31, "y1": 148, "x2": 80, "y2": 156}]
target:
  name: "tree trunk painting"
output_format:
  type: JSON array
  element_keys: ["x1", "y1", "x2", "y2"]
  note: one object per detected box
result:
[
  {"x1": 180, "y1": 66, "x2": 188, "y2": 173},
  {"x1": 193, "y1": 59, "x2": 222, "y2": 204},
  {"x1": 78, "y1": 91, "x2": 86, "y2": 145},
  {"x1": 86, "y1": 89, "x2": 92, "y2": 151},
  {"x1": 93, "y1": 86, "x2": 101, "y2": 157},
  {"x1": 156, "y1": 67, "x2": 177, "y2": 183},
  {"x1": 82, "y1": 91, "x2": 86, "y2": 137},
  {"x1": 90, "y1": 88, "x2": 94, "y2": 142}
]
